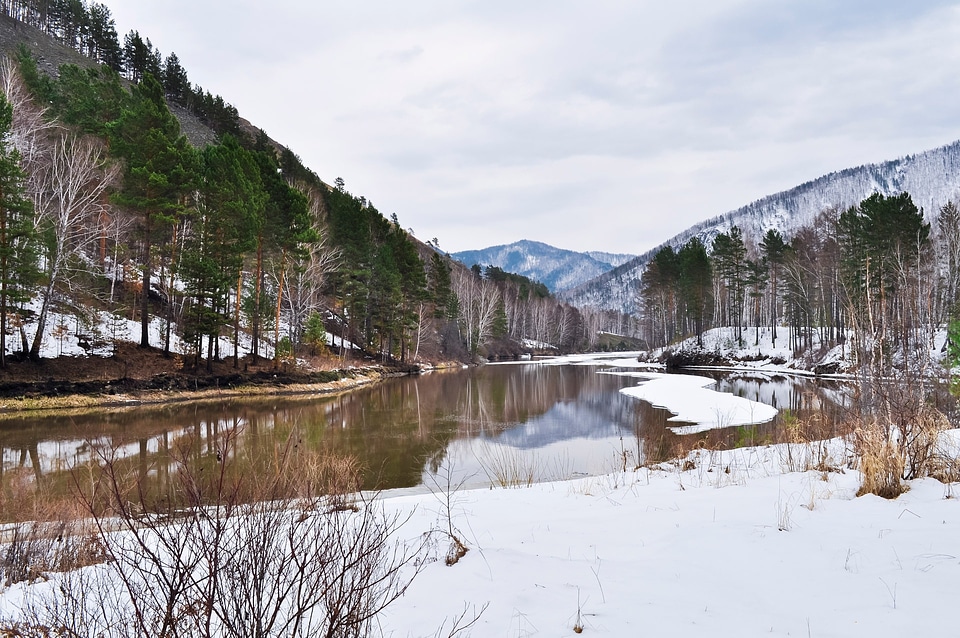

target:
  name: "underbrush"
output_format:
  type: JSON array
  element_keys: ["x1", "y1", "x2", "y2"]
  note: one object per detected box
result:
[{"x1": 0, "y1": 425, "x2": 425, "y2": 637}]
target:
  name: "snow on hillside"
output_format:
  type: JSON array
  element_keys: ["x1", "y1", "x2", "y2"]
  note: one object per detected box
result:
[
  {"x1": 562, "y1": 139, "x2": 960, "y2": 313},
  {"x1": 452, "y1": 240, "x2": 636, "y2": 293}
]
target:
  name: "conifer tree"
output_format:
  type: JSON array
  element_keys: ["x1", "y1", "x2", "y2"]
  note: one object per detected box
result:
[
  {"x1": 84, "y1": 3, "x2": 123, "y2": 70},
  {"x1": 108, "y1": 73, "x2": 195, "y2": 348},
  {"x1": 711, "y1": 226, "x2": 747, "y2": 342},
  {"x1": 760, "y1": 228, "x2": 788, "y2": 347},
  {"x1": 162, "y1": 52, "x2": 190, "y2": 102},
  {"x1": 182, "y1": 135, "x2": 262, "y2": 368},
  {"x1": 678, "y1": 237, "x2": 713, "y2": 347}
]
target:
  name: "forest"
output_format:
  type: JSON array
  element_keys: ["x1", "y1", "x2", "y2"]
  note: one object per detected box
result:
[
  {"x1": 0, "y1": 0, "x2": 640, "y2": 370},
  {"x1": 639, "y1": 190, "x2": 952, "y2": 378}
]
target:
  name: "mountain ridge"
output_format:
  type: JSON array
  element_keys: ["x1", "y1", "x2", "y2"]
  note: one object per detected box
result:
[
  {"x1": 451, "y1": 240, "x2": 636, "y2": 293},
  {"x1": 560, "y1": 138, "x2": 960, "y2": 313}
]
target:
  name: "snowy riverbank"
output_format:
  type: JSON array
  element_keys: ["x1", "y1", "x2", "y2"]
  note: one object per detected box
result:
[
  {"x1": 379, "y1": 441, "x2": 959, "y2": 637},
  {"x1": 1, "y1": 352, "x2": 956, "y2": 636},
  {"x1": 645, "y1": 325, "x2": 950, "y2": 378}
]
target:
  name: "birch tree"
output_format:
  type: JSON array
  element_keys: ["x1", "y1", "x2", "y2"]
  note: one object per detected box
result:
[{"x1": 30, "y1": 135, "x2": 117, "y2": 358}]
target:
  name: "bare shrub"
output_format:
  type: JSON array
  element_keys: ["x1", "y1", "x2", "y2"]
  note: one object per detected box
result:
[
  {"x1": 5, "y1": 423, "x2": 425, "y2": 638},
  {"x1": 899, "y1": 405, "x2": 950, "y2": 480},
  {"x1": 850, "y1": 356, "x2": 952, "y2": 497},
  {"x1": 0, "y1": 519, "x2": 106, "y2": 587},
  {"x1": 423, "y1": 456, "x2": 471, "y2": 567}
]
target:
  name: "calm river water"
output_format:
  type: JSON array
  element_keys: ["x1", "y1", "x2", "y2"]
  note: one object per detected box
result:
[{"x1": 0, "y1": 359, "x2": 862, "y2": 499}]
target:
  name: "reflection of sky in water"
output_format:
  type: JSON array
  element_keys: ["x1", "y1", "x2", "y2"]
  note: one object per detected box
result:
[
  {"x1": 0, "y1": 360, "x2": 859, "y2": 492},
  {"x1": 492, "y1": 396, "x2": 633, "y2": 449},
  {"x1": 422, "y1": 365, "x2": 858, "y2": 490}
]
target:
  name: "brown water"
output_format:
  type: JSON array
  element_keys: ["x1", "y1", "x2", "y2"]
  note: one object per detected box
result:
[{"x1": 0, "y1": 362, "x2": 857, "y2": 504}]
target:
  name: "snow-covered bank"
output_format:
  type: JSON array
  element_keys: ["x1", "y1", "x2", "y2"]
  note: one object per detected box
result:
[
  {"x1": 648, "y1": 327, "x2": 847, "y2": 376},
  {"x1": 2, "y1": 434, "x2": 958, "y2": 636},
  {"x1": 379, "y1": 443, "x2": 959, "y2": 637},
  {"x1": 539, "y1": 351, "x2": 781, "y2": 435},
  {"x1": 618, "y1": 372, "x2": 779, "y2": 434}
]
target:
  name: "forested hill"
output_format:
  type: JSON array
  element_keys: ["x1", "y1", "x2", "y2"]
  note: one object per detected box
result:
[
  {"x1": 561, "y1": 139, "x2": 960, "y2": 313},
  {"x1": 452, "y1": 240, "x2": 635, "y2": 293},
  {"x1": 0, "y1": 1, "x2": 641, "y2": 368}
]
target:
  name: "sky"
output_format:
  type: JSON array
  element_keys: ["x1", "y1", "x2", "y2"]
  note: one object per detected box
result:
[{"x1": 103, "y1": 1, "x2": 960, "y2": 256}]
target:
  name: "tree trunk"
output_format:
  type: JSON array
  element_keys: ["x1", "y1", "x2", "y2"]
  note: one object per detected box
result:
[
  {"x1": 252, "y1": 233, "x2": 263, "y2": 361},
  {"x1": 29, "y1": 268, "x2": 58, "y2": 359},
  {"x1": 273, "y1": 249, "x2": 287, "y2": 366},
  {"x1": 234, "y1": 270, "x2": 243, "y2": 369},
  {"x1": 140, "y1": 216, "x2": 151, "y2": 348}
]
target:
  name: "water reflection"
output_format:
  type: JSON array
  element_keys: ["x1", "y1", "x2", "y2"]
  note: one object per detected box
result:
[{"x1": 0, "y1": 364, "x2": 861, "y2": 511}]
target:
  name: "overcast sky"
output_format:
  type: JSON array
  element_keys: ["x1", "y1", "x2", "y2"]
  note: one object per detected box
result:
[{"x1": 104, "y1": 1, "x2": 960, "y2": 256}]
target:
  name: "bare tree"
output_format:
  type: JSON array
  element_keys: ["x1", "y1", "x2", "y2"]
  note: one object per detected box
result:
[
  {"x1": 283, "y1": 230, "x2": 340, "y2": 349},
  {"x1": 0, "y1": 57, "x2": 56, "y2": 178},
  {"x1": 29, "y1": 135, "x2": 118, "y2": 358},
  {"x1": 453, "y1": 269, "x2": 500, "y2": 356}
]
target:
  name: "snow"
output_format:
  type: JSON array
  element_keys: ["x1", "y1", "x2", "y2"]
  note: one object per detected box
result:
[
  {"x1": 377, "y1": 443, "x2": 959, "y2": 637},
  {"x1": 563, "y1": 139, "x2": 960, "y2": 312},
  {"x1": 619, "y1": 372, "x2": 779, "y2": 434},
  {"x1": 451, "y1": 240, "x2": 636, "y2": 293}
]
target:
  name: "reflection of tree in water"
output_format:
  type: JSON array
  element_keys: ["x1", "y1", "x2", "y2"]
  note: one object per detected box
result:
[
  {"x1": 0, "y1": 368, "x2": 878, "y2": 517},
  {"x1": 635, "y1": 373, "x2": 862, "y2": 465}
]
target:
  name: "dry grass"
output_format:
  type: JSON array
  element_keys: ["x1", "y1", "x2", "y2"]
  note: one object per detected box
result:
[
  {"x1": 854, "y1": 420, "x2": 906, "y2": 498},
  {"x1": 0, "y1": 471, "x2": 106, "y2": 587},
  {"x1": 0, "y1": 423, "x2": 368, "y2": 591},
  {"x1": 476, "y1": 444, "x2": 541, "y2": 488}
]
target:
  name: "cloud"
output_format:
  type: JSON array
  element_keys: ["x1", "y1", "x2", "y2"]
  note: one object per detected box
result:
[{"x1": 104, "y1": 1, "x2": 960, "y2": 254}]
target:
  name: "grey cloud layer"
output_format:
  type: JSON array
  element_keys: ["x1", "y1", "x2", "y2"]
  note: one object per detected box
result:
[{"x1": 106, "y1": 0, "x2": 960, "y2": 253}]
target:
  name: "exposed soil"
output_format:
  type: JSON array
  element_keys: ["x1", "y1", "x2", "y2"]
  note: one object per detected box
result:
[{"x1": 0, "y1": 342, "x2": 415, "y2": 410}]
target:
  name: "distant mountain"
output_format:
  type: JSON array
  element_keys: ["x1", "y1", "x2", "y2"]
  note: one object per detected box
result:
[
  {"x1": 560, "y1": 139, "x2": 960, "y2": 313},
  {"x1": 451, "y1": 240, "x2": 636, "y2": 293}
]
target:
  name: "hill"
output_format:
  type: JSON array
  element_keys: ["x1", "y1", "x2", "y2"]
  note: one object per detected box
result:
[
  {"x1": 452, "y1": 240, "x2": 635, "y2": 293},
  {"x1": 0, "y1": 4, "x2": 641, "y2": 382},
  {"x1": 561, "y1": 139, "x2": 960, "y2": 313}
]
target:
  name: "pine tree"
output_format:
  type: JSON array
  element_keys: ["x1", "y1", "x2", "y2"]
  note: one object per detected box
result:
[
  {"x1": 108, "y1": 73, "x2": 195, "y2": 348},
  {"x1": 760, "y1": 228, "x2": 788, "y2": 347},
  {"x1": 641, "y1": 245, "x2": 681, "y2": 346},
  {"x1": 162, "y1": 52, "x2": 190, "y2": 102},
  {"x1": 678, "y1": 238, "x2": 713, "y2": 347},
  {"x1": 744, "y1": 257, "x2": 768, "y2": 346},
  {"x1": 122, "y1": 31, "x2": 162, "y2": 84},
  {"x1": 711, "y1": 226, "x2": 747, "y2": 342},
  {"x1": 182, "y1": 135, "x2": 262, "y2": 368},
  {"x1": 84, "y1": 3, "x2": 123, "y2": 70}
]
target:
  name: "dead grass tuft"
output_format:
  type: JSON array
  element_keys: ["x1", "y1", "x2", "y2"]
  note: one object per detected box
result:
[{"x1": 854, "y1": 421, "x2": 906, "y2": 499}]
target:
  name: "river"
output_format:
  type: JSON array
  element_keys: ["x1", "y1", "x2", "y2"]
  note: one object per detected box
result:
[{"x1": 0, "y1": 357, "x2": 861, "y2": 507}]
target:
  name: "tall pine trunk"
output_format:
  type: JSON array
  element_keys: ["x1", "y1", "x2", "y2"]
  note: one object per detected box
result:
[
  {"x1": 273, "y1": 248, "x2": 287, "y2": 366},
  {"x1": 140, "y1": 216, "x2": 151, "y2": 348}
]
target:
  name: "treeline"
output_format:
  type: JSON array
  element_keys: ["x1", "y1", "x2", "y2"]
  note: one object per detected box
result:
[
  {"x1": 640, "y1": 191, "x2": 947, "y2": 372},
  {"x1": 0, "y1": 0, "x2": 242, "y2": 137}
]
